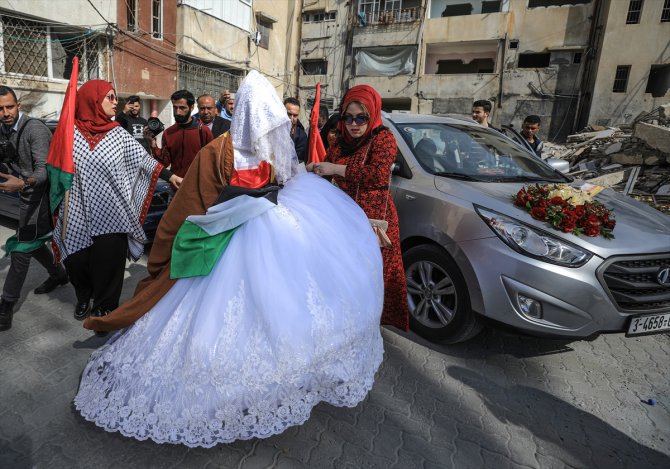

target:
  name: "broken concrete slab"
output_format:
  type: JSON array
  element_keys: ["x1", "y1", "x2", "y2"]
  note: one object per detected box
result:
[
  {"x1": 644, "y1": 155, "x2": 661, "y2": 165},
  {"x1": 605, "y1": 142, "x2": 623, "y2": 155},
  {"x1": 634, "y1": 122, "x2": 670, "y2": 153},
  {"x1": 610, "y1": 153, "x2": 644, "y2": 165},
  {"x1": 586, "y1": 170, "x2": 627, "y2": 187}
]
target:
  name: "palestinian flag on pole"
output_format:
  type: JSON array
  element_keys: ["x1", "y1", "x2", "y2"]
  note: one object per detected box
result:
[
  {"x1": 307, "y1": 82, "x2": 326, "y2": 164},
  {"x1": 47, "y1": 56, "x2": 78, "y2": 216}
]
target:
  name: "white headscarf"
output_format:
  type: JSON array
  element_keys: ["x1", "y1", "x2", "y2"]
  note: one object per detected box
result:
[{"x1": 230, "y1": 70, "x2": 298, "y2": 184}]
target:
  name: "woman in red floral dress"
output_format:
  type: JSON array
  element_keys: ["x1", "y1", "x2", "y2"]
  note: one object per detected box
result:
[{"x1": 307, "y1": 85, "x2": 409, "y2": 331}]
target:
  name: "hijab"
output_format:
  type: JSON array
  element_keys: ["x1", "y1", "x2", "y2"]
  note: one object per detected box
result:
[
  {"x1": 337, "y1": 85, "x2": 385, "y2": 155},
  {"x1": 75, "y1": 80, "x2": 120, "y2": 150}
]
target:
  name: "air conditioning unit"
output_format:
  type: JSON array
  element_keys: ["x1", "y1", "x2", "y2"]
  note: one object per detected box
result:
[{"x1": 251, "y1": 31, "x2": 262, "y2": 45}]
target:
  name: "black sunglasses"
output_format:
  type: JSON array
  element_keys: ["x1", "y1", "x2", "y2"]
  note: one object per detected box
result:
[{"x1": 342, "y1": 114, "x2": 370, "y2": 125}]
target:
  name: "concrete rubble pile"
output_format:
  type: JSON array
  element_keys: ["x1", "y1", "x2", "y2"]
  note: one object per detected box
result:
[{"x1": 543, "y1": 103, "x2": 670, "y2": 215}]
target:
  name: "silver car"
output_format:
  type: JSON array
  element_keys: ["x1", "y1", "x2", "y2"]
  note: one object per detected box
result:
[{"x1": 384, "y1": 113, "x2": 670, "y2": 343}]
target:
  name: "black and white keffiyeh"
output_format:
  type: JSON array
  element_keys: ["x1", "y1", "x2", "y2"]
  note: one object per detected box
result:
[{"x1": 53, "y1": 127, "x2": 161, "y2": 261}]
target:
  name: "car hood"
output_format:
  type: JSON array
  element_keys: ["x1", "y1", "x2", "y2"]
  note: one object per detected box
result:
[{"x1": 434, "y1": 177, "x2": 670, "y2": 258}]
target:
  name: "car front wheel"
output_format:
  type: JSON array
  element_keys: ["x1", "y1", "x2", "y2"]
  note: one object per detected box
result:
[{"x1": 404, "y1": 244, "x2": 483, "y2": 344}]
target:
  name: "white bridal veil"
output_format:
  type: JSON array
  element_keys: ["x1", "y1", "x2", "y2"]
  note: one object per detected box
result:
[{"x1": 230, "y1": 70, "x2": 299, "y2": 184}]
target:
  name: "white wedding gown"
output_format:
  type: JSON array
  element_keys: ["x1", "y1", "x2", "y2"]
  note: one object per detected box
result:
[{"x1": 74, "y1": 172, "x2": 385, "y2": 447}]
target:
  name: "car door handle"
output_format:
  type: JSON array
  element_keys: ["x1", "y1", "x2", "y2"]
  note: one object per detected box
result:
[{"x1": 405, "y1": 194, "x2": 416, "y2": 200}]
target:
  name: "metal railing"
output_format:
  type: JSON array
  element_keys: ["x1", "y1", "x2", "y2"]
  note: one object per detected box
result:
[
  {"x1": 357, "y1": 7, "x2": 423, "y2": 26},
  {"x1": 0, "y1": 13, "x2": 101, "y2": 82},
  {"x1": 177, "y1": 59, "x2": 242, "y2": 98}
]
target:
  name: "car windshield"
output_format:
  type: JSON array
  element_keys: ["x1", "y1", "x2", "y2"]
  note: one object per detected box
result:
[{"x1": 396, "y1": 122, "x2": 565, "y2": 182}]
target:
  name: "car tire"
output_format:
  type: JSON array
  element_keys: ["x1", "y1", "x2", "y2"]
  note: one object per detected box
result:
[{"x1": 404, "y1": 244, "x2": 483, "y2": 344}]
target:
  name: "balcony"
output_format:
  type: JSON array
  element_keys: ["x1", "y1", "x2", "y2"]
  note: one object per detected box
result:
[{"x1": 355, "y1": 6, "x2": 423, "y2": 26}]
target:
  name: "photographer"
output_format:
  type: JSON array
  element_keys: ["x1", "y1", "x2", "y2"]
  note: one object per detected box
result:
[
  {"x1": 116, "y1": 95, "x2": 151, "y2": 153},
  {"x1": 145, "y1": 90, "x2": 213, "y2": 190},
  {"x1": 0, "y1": 86, "x2": 67, "y2": 331}
]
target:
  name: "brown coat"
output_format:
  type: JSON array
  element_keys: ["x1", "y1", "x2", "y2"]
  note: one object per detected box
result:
[{"x1": 84, "y1": 133, "x2": 235, "y2": 332}]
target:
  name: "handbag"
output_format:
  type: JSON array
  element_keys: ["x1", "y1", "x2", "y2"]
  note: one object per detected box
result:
[{"x1": 356, "y1": 139, "x2": 393, "y2": 249}]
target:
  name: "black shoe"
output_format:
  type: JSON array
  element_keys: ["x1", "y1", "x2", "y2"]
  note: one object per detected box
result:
[
  {"x1": 90, "y1": 308, "x2": 110, "y2": 337},
  {"x1": 0, "y1": 299, "x2": 16, "y2": 331},
  {"x1": 34, "y1": 274, "x2": 69, "y2": 294},
  {"x1": 74, "y1": 300, "x2": 91, "y2": 321}
]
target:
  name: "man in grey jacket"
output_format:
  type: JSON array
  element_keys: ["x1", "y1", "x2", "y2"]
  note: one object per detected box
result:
[{"x1": 0, "y1": 86, "x2": 67, "y2": 331}]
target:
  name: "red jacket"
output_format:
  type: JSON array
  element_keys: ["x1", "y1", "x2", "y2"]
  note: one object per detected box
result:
[{"x1": 152, "y1": 119, "x2": 213, "y2": 177}]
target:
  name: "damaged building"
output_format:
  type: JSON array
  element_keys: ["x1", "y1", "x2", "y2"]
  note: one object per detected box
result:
[{"x1": 298, "y1": 0, "x2": 669, "y2": 143}]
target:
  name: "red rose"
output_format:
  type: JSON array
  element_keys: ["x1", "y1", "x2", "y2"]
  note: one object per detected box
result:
[
  {"x1": 550, "y1": 197, "x2": 566, "y2": 206},
  {"x1": 603, "y1": 219, "x2": 616, "y2": 230},
  {"x1": 586, "y1": 214, "x2": 599, "y2": 225},
  {"x1": 584, "y1": 225, "x2": 601, "y2": 236},
  {"x1": 561, "y1": 212, "x2": 577, "y2": 225},
  {"x1": 574, "y1": 205, "x2": 585, "y2": 218},
  {"x1": 537, "y1": 199, "x2": 549, "y2": 209},
  {"x1": 530, "y1": 207, "x2": 547, "y2": 220},
  {"x1": 561, "y1": 221, "x2": 577, "y2": 233}
]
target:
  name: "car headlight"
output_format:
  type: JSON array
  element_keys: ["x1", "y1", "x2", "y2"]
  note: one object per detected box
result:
[{"x1": 476, "y1": 206, "x2": 592, "y2": 267}]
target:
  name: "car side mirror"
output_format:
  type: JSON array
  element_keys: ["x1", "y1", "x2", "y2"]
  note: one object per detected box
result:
[{"x1": 391, "y1": 162, "x2": 401, "y2": 175}]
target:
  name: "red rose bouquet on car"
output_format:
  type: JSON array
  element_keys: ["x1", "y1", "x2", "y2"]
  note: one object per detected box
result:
[{"x1": 513, "y1": 184, "x2": 616, "y2": 239}]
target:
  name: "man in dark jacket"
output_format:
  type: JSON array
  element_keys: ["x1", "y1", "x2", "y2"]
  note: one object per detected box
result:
[
  {"x1": 116, "y1": 95, "x2": 151, "y2": 152},
  {"x1": 145, "y1": 90, "x2": 213, "y2": 187},
  {"x1": 0, "y1": 86, "x2": 68, "y2": 330},
  {"x1": 196, "y1": 94, "x2": 229, "y2": 138},
  {"x1": 284, "y1": 97, "x2": 308, "y2": 163}
]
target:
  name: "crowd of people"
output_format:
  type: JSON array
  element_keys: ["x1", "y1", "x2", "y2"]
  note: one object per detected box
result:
[{"x1": 0, "y1": 72, "x2": 545, "y2": 446}]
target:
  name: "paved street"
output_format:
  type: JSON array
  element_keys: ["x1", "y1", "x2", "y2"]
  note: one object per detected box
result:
[{"x1": 1, "y1": 217, "x2": 669, "y2": 469}]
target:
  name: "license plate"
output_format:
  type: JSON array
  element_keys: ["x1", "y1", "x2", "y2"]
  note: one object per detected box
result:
[{"x1": 626, "y1": 312, "x2": 670, "y2": 337}]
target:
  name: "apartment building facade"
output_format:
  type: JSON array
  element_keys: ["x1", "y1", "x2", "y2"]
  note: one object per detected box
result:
[
  {"x1": 176, "y1": 0, "x2": 301, "y2": 100},
  {"x1": 583, "y1": 0, "x2": 670, "y2": 128},
  {"x1": 0, "y1": 0, "x2": 177, "y2": 121},
  {"x1": 299, "y1": 0, "x2": 596, "y2": 141},
  {"x1": 300, "y1": 0, "x2": 670, "y2": 142}
]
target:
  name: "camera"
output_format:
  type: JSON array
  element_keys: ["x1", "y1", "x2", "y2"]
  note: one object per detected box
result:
[
  {"x1": 0, "y1": 138, "x2": 18, "y2": 176},
  {"x1": 146, "y1": 117, "x2": 165, "y2": 138}
]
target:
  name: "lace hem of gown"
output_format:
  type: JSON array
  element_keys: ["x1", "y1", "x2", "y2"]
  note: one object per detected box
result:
[{"x1": 73, "y1": 277, "x2": 384, "y2": 447}]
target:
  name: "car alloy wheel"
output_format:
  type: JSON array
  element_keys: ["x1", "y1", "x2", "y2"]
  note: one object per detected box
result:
[
  {"x1": 403, "y1": 244, "x2": 483, "y2": 343},
  {"x1": 406, "y1": 259, "x2": 457, "y2": 329}
]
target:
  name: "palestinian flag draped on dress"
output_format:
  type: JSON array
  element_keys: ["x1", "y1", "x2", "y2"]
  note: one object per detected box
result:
[{"x1": 46, "y1": 56, "x2": 78, "y2": 214}]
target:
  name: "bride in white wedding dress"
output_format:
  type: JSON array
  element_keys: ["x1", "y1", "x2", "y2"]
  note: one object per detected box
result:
[{"x1": 73, "y1": 71, "x2": 385, "y2": 447}]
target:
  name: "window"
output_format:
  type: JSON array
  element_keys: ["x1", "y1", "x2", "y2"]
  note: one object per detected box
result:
[
  {"x1": 481, "y1": 1, "x2": 502, "y2": 13},
  {"x1": 626, "y1": 0, "x2": 643, "y2": 24},
  {"x1": 518, "y1": 53, "x2": 551, "y2": 68},
  {"x1": 152, "y1": 0, "x2": 162, "y2": 38},
  {"x1": 0, "y1": 16, "x2": 100, "y2": 81},
  {"x1": 301, "y1": 60, "x2": 328, "y2": 75},
  {"x1": 256, "y1": 20, "x2": 272, "y2": 49},
  {"x1": 612, "y1": 65, "x2": 631, "y2": 93},
  {"x1": 573, "y1": 52, "x2": 582, "y2": 64},
  {"x1": 662, "y1": 0, "x2": 670, "y2": 22},
  {"x1": 126, "y1": 0, "x2": 137, "y2": 31},
  {"x1": 303, "y1": 10, "x2": 337, "y2": 22},
  {"x1": 645, "y1": 64, "x2": 670, "y2": 97},
  {"x1": 509, "y1": 39, "x2": 519, "y2": 49},
  {"x1": 436, "y1": 58, "x2": 495, "y2": 74},
  {"x1": 441, "y1": 3, "x2": 473, "y2": 17}
]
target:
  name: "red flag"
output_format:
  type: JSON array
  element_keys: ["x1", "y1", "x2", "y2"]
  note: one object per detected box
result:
[
  {"x1": 307, "y1": 82, "x2": 326, "y2": 164},
  {"x1": 47, "y1": 56, "x2": 78, "y2": 213}
]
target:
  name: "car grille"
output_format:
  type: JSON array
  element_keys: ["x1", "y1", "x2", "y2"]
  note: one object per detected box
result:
[{"x1": 599, "y1": 254, "x2": 670, "y2": 311}]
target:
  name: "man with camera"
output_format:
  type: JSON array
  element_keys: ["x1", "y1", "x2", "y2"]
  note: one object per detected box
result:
[
  {"x1": 116, "y1": 95, "x2": 151, "y2": 152},
  {"x1": 0, "y1": 86, "x2": 68, "y2": 331},
  {"x1": 145, "y1": 90, "x2": 213, "y2": 190}
]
